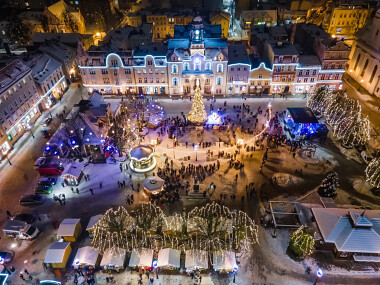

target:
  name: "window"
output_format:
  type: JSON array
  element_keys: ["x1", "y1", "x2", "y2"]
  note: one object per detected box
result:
[
  {"x1": 195, "y1": 59, "x2": 201, "y2": 71},
  {"x1": 156, "y1": 78, "x2": 159, "y2": 83},
  {"x1": 369, "y1": 65, "x2": 378, "y2": 84},
  {"x1": 144, "y1": 78, "x2": 148, "y2": 83},
  {"x1": 172, "y1": 77, "x2": 179, "y2": 86},
  {"x1": 312, "y1": 70, "x2": 316, "y2": 75},
  {"x1": 113, "y1": 70, "x2": 117, "y2": 76},
  {"x1": 306, "y1": 70, "x2": 309, "y2": 75},
  {"x1": 360, "y1": 59, "x2": 369, "y2": 77},
  {"x1": 155, "y1": 69, "x2": 158, "y2": 74},
  {"x1": 147, "y1": 60, "x2": 153, "y2": 65},
  {"x1": 304, "y1": 78, "x2": 308, "y2": 83},
  {"x1": 298, "y1": 71, "x2": 302, "y2": 76},
  {"x1": 111, "y1": 60, "x2": 118, "y2": 66},
  {"x1": 205, "y1": 62, "x2": 211, "y2": 71},
  {"x1": 101, "y1": 69, "x2": 108, "y2": 74},
  {"x1": 161, "y1": 69, "x2": 165, "y2": 74},
  {"x1": 276, "y1": 66, "x2": 281, "y2": 72},
  {"x1": 354, "y1": 53, "x2": 361, "y2": 71},
  {"x1": 125, "y1": 69, "x2": 131, "y2": 74},
  {"x1": 259, "y1": 74, "x2": 262, "y2": 78},
  {"x1": 184, "y1": 62, "x2": 189, "y2": 71},
  {"x1": 237, "y1": 68, "x2": 240, "y2": 71},
  {"x1": 172, "y1": 64, "x2": 178, "y2": 74},
  {"x1": 216, "y1": 76, "x2": 222, "y2": 85},
  {"x1": 103, "y1": 78, "x2": 110, "y2": 84},
  {"x1": 139, "y1": 78, "x2": 142, "y2": 83},
  {"x1": 150, "y1": 78, "x2": 154, "y2": 83},
  {"x1": 137, "y1": 69, "x2": 141, "y2": 74},
  {"x1": 161, "y1": 78, "x2": 165, "y2": 83},
  {"x1": 217, "y1": 64, "x2": 223, "y2": 73},
  {"x1": 310, "y1": 78, "x2": 314, "y2": 82},
  {"x1": 231, "y1": 68, "x2": 234, "y2": 71},
  {"x1": 185, "y1": 79, "x2": 189, "y2": 83},
  {"x1": 331, "y1": 64, "x2": 335, "y2": 69}
]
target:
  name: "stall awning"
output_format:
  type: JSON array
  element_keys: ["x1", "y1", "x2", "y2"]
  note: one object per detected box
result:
[
  {"x1": 57, "y1": 219, "x2": 80, "y2": 237},
  {"x1": 213, "y1": 250, "x2": 237, "y2": 271},
  {"x1": 86, "y1": 215, "x2": 102, "y2": 231},
  {"x1": 73, "y1": 246, "x2": 99, "y2": 266},
  {"x1": 100, "y1": 248, "x2": 126, "y2": 267},
  {"x1": 185, "y1": 250, "x2": 208, "y2": 270},
  {"x1": 287, "y1": 108, "x2": 319, "y2": 124},
  {"x1": 61, "y1": 161, "x2": 84, "y2": 178},
  {"x1": 45, "y1": 242, "x2": 71, "y2": 264},
  {"x1": 129, "y1": 248, "x2": 153, "y2": 267},
  {"x1": 157, "y1": 248, "x2": 181, "y2": 268}
]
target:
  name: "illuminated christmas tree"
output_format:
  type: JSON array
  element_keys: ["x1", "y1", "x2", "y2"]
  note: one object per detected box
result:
[
  {"x1": 366, "y1": 157, "x2": 380, "y2": 188},
  {"x1": 317, "y1": 172, "x2": 339, "y2": 198},
  {"x1": 288, "y1": 225, "x2": 315, "y2": 258},
  {"x1": 188, "y1": 79, "x2": 207, "y2": 124}
]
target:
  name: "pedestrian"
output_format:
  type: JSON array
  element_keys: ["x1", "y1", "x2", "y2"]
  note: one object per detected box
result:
[
  {"x1": 129, "y1": 174, "x2": 132, "y2": 180},
  {"x1": 76, "y1": 188, "x2": 79, "y2": 194},
  {"x1": 24, "y1": 269, "x2": 29, "y2": 275},
  {"x1": 87, "y1": 174, "x2": 90, "y2": 180},
  {"x1": 58, "y1": 199, "x2": 63, "y2": 206},
  {"x1": 29, "y1": 275, "x2": 33, "y2": 281},
  {"x1": 123, "y1": 180, "x2": 126, "y2": 187},
  {"x1": 6, "y1": 210, "x2": 11, "y2": 219},
  {"x1": 71, "y1": 187, "x2": 74, "y2": 193},
  {"x1": 292, "y1": 152, "x2": 296, "y2": 159},
  {"x1": 61, "y1": 182, "x2": 65, "y2": 187},
  {"x1": 235, "y1": 174, "x2": 238, "y2": 182},
  {"x1": 20, "y1": 273, "x2": 25, "y2": 280},
  {"x1": 90, "y1": 188, "x2": 94, "y2": 195},
  {"x1": 117, "y1": 181, "x2": 120, "y2": 188},
  {"x1": 100, "y1": 182, "x2": 102, "y2": 189}
]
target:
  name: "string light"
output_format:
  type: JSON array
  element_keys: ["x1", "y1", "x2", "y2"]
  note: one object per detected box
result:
[
  {"x1": 187, "y1": 80, "x2": 208, "y2": 124},
  {"x1": 317, "y1": 172, "x2": 339, "y2": 198},
  {"x1": 366, "y1": 157, "x2": 380, "y2": 188},
  {"x1": 289, "y1": 225, "x2": 315, "y2": 257}
]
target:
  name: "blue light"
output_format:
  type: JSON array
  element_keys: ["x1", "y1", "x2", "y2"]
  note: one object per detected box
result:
[
  {"x1": 54, "y1": 151, "x2": 58, "y2": 155},
  {"x1": 100, "y1": 139, "x2": 105, "y2": 143},
  {"x1": 233, "y1": 265, "x2": 238, "y2": 272},
  {"x1": 71, "y1": 139, "x2": 77, "y2": 145},
  {"x1": 317, "y1": 268, "x2": 323, "y2": 278},
  {"x1": 45, "y1": 146, "x2": 51, "y2": 151},
  {"x1": 152, "y1": 260, "x2": 158, "y2": 268},
  {"x1": 59, "y1": 143, "x2": 64, "y2": 147},
  {"x1": 152, "y1": 104, "x2": 155, "y2": 108},
  {"x1": 0, "y1": 273, "x2": 9, "y2": 285},
  {"x1": 106, "y1": 146, "x2": 112, "y2": 151}
]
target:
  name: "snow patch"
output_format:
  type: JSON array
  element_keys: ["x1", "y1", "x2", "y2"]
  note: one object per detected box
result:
[{"x1": 273, "y1": 173, "x2": 304, "y2": 187}]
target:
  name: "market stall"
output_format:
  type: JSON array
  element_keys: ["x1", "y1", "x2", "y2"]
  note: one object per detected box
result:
[
  {"x1": 162, "y1": 216, "x2": 183, "y2": 235},
  {"x1": 44, "y1": 242, "x2": 72, "y2": 269},
  {"x1": 57, "y1": 219, "x2": 82, "y2": 242},
  {"x1": 185, "y1": 250, "x2": 208, "y2": 271},
  {"x1": 86, "y1": 214, "x2": 102, "y2": 237},
  {"x1": 100, "y1": 248, "x2": 126, "y2": 271},
  {"x1": 129, "y1": 145, "x2": 156, "y2": 173},
  {"x1": 212, "y1": 250, "x2": 237, "y2": 272},
  {"x1": 157, "y1": 248, "x2": 181, "y2": 269},
  {"x1": 143, "y1": 176, "x2": 165, "y2": 196},
  {"x1": 73, "y1": 246, "x2": 100, "y2": 268},
  {"x1": 128, "y1": 248, "x2": 154, "y2": 268},
  {"x1": 61, "y1": 161, "x2": 85, "y2": 186}
]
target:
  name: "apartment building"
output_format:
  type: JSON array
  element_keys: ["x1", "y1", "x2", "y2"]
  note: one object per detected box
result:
[{"x1": 227, "y1": 45, "x2": 250, "y2": 95}]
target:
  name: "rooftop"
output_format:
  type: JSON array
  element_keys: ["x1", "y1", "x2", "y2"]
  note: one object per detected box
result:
[
  {"x1": 287, "y1": 108, "x2": 319, "y2": 124},
  {"x1": 23, "y1": 53, "x2": 62, "y2": 84},
  {"x1": 0, "y1": 60, "x2": 31, "y2": 94},
  {"x1": 298, "y1": 55, "x2": 321, "y2": 67},
  {"x1": 228, "y1": 44, "x2": 250, "y2": 65}
]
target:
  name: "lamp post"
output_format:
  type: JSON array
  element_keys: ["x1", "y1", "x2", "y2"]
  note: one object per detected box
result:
[{"x1": 314, "y1": 268, "x2": 323, "y2": 285}]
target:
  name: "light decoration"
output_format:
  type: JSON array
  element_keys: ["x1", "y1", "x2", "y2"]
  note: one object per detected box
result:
[
  {"x1": 288, "y1": 225, "x2": 315, "y2": 258},
  {"x1": 317, "y1": 172, "x2": 339, "y2": 198},
  {"x1": 187, "y1": 79, "x2": 208, "y2": 124},
  {"x1": 207, "y1": 112, "x2": 221, "y2": 125},
  {"x1": 366, "y1": 157, "x2": 380, "y2": 188}
]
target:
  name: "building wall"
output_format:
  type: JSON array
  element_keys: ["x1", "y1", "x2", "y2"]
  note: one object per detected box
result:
[
  {"x1": 249, "y1": 63, "x2": 272, "y2": 94},
  {"x1": 210, "y1": 14, "x2": 230, "y2": 39},
  {"x1": 294, "y1": 66, "x2": 319, "y2": 94},
  {"x1": 227, "y1": 64, "x2": 250, "y2": 95},
  {"x1": 147, "y1": 14, "x2": 192, "y2": 41}
]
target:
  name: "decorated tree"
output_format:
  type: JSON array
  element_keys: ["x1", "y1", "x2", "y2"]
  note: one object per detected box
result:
[
  {"x1": 366, "y1": 157, "x2": 380, "y2": 188},
  {"x1": 91, "y1": 207, "x2": 136, "y2": 253},
  {"x1": 318, "y1": 172, "x2": 339, "y2": 197},
  {"x1": 187, "y1": 79, "x2": 207, "y2": 124},
  {"x1": 288, "y1": 225, "x2": 315, "y2": 258}
]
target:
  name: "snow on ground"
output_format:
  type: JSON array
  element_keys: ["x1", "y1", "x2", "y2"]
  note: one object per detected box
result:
[
  {"x1": 273, "y1": 173, "x2": 304, "y2": 187},
  {"x1": 328, "y1": 133, "x2": 362, "y2": 164}
]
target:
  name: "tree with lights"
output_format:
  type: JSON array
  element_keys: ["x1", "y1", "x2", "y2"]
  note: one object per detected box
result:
[
  {"x1": 366, "y1": 157, "x2": 380, "y2": 188},
  {"x1": 188, "y1": 79, "x2": 208, "y2": 124},
  {"x1": 288, "y1": 225, "x2": 315, "y2": 258},
  {"x1": 91, "y1": 207, "x2": 136, "y2": 253},
  {"x1": 318, "y1": 172, "x2": 339, "y2": 198}
]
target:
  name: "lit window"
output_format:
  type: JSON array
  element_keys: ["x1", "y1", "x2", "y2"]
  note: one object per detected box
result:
[
  {"x1": 172, "y1": 77, "x2": 179, "y2": 86},
  {"x1": 172, "y1": 64, "x2": 178, "y2": 74},
  {"x1": 217, "y1": 64, "x2": 223, "y2": 73},
  {"x1": 216, "y1": 76, "x2": 223, "y2": 85}
]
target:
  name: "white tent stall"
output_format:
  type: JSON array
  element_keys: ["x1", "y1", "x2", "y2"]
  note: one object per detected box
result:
[
  {"x1": 157, "y1": 248, "x2": 181, "y2": 269},
  {"x1": 129, "y1": 248, "x2": 154, "y2": 268},
  {"x1": 86, "y1": 214, "x2": 102, "y2": 236},
  {"x1": 73, "y1": 246, "x2": 100, "y2": 267},
  {"x1": 185, "y1": 250, "x2": 208, "y2": 271},
  {"x1": 100, "y1": 248, "x2": 126, "y2": 271},
  {"x1": 212, "y1": 250, "x2": 237, "y2": 272}
]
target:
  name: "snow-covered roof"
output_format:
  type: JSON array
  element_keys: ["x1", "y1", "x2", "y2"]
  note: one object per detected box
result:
[
  {"x1": 128, "y1": 248, "x2": 153, "y2": 267},
  {"x1": 86, "y1": 214, "x2": 102, "y2": 231},
  {"x1": 23, "y1": 53, "x2": 62, "y2": 84},
  {"x1": 143, "y1": 176, "x2": 165, "y2": 192},
  {"x1": 100, "y1": 248, "x2": 126, "y2": 267},
  {"x1": 0, "y1": 59, "x2": 31, "y2": 94},
  {"x1": 61, "y1": 161, "x2": 85, "y2": 178},
  {"x1": 73, "y1": 246, "x2": 99, "y2": 266},
  {"x1": 157, "y1": 248, "x2": 181, "y2": 268},
  {"x1": 312, "y1": 208, "x2": 380, "y2": 253},
  {"x1": 44, "y1": 242, "x2": 71, "y2": 264},
  {"x1": 57, "y1": 219, "x2": 80, "y2": 237},
  {"x1": 185, "y1": 250, "x2": 208, "y2": 270},
  {"x1": 213, "y1": 250, "x2": 236, "y2": 271}
]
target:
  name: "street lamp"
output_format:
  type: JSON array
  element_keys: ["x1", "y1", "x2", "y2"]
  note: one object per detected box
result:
[{"x1": 314, "y1": 268, "x2": 323, "y2": 285}]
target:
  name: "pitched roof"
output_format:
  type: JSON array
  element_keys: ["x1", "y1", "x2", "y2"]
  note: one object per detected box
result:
[
  {"x1": 287, "y1": 108, "x2": 319, "y2": 124},
  {"x1": 228, "y1": 44, "x2": 250, "y2": 65},
  {"x1": 312, "y1": 208, "x2": 380, "y2": 254}
]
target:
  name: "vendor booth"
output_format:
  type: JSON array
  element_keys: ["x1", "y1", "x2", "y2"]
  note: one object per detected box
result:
[
  {"x1": 157, "y1": 248, "x2": 181, "y2": 269},
  {"x1": 73, "y1": 246, "x2": 100, "y2": 268},
  {"x1": 61, "y1": 162, "x2": 85, "y2": 186},
  {"x1": 128, "y1": 248, "x2": 154, "y2": 268},
  {"x1": 57, "y1": 219, "x2": 82, "y2": 242},
  {"x1": 212, "y1": 250, "x2": 237, "y2": 272},
  {"x1": 100, "y1": 248, "x2": 126, "y2": 271},
  {"x1": 86, "y1": 215, "x2": 102, "y2": 237},
  {"x1": 143, "y1": 176, "x2": 165, "y2": 196},
  {"x1": 162, "y1": 216, "x2": 183, "y2": 235},
  {"x1": 284, "y1": 108, "x2": 328, "y2": 139},
  {"x1": 185, "y1": 250, "x2": 208, "y2": 271},
  {"x1": 129, "y1": 145, "x2": 156, "y2": 173},
  {"x1": 44, "y1": 242, "x2": 72, "y2": 269}
]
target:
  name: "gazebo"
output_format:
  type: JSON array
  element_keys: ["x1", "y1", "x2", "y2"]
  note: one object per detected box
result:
[
  {"x1": 143, "y1": 176, "x2": 165, "y2": 195},
  {"x1": 129, "y1": 145, "x2": 156, "y2": 173}
]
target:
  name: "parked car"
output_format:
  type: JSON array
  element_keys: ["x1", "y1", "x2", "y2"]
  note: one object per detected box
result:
[
  {"x1": 12, "y1": 213, "x2": 36, "y2": 224},
  {"x1": 42, "y1": 129, "x2": 51, "y2": 138},
  {"x1": 34, "y1": 185, "x2": 52, "y2": 195},
  {"x1": 38, "y1": 177, "x2": 57, "y2": 186},
  {"x1": 0, "y1": 251, "x2": 14, "y2": 263},
  {"x1": 19, "y1": 195, "x2": 45, "y2": 206},
  {"x1": 43, "y1": 118, "x2": 53, "y2": 127}
]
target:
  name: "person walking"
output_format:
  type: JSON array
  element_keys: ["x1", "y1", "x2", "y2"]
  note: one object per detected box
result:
[
  {"x1": 6, "y1": 210, "x2": 11, "y2": 219},
  {"x1": 19, "y1": 273, "x2": 25, "y2": 280},
  {"x1": 71, "y1": 187, "x2": 74, "y2": 193},
  {"x1": 76, "y1": 188, "x2": 79, "y2": 194},
  {"x1": 100, "y1": 182, "x2": 103, "y2": 189},
  {"x1": 90, "y1": 188, "x2": 94, "y2": 195}
]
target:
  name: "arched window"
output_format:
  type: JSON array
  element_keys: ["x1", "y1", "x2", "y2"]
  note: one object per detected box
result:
[
  {"x1": 194, "y1": 58, "x2": 201, "y2": 71},
  {"x1": 205, "y1": 62, "x2": 211, "y2": 71},
  {"x1": 184, "y1": 62, "x2": 189, "y2": 71},
  {"x1": 172, "y1": 77, "x2": 179, "y2": 86},
  {"x1": 172, "y1": 64, "x2": 178, "y2": 74},
  {"x1": 216, "y1": 76, "x2": 223, "y2": 86},
  {"x1": 217, "y1": 64, "x2": 223, "y2": 73}
]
